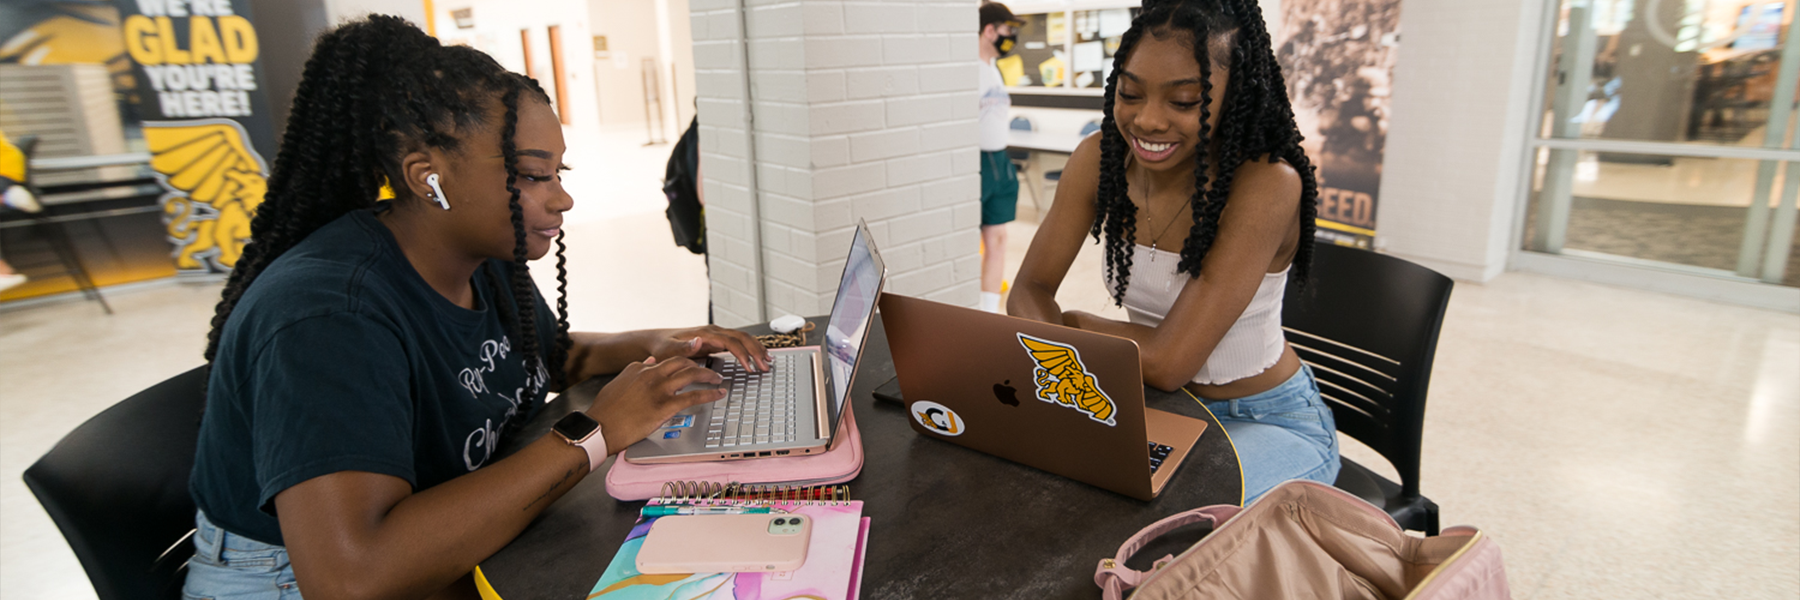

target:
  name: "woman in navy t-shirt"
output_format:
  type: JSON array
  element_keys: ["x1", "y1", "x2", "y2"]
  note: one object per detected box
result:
[{"x1": 186, "y1": 16, "x2": 769, "y2": 599}]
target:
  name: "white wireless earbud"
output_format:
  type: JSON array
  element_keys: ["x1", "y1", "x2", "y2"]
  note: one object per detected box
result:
[{"x1": 425, "y1": 173, "x2": 450, "y2": 211}]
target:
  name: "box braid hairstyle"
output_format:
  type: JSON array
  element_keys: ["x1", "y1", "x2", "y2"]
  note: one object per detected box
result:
[
  {"x1": 202, "y1": 15, "x2": 573, "y2": 439},
  {"x1": 1094, "y1": 0, "x2": 1319, "y2": 305}
]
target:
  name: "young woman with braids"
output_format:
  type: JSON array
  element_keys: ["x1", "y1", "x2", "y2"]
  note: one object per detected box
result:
[
  {"x1": 1008, "y1": 0, "x2": 1337, "y2": 502},
  {"x1": 185, "y1": 16, "x2": 769, "y2": 599}
]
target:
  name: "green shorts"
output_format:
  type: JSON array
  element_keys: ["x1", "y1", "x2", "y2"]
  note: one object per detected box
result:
[{"x1": 979, "y1": 150, "x2": 1018, "y2": 227}]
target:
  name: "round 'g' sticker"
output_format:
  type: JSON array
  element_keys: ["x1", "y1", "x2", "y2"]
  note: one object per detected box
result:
[{"x1": 910, "y1": 401, "x2": 965, "y2": 437}]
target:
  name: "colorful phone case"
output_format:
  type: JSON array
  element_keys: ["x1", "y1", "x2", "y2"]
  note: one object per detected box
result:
[{"x1": 636, "y1": 513, "x2": 813, "y2": 574}]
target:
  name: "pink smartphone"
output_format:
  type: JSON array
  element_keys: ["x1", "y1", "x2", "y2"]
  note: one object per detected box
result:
[{"x1": 635, "y1": 513, "x2": 813, "y2": 574}]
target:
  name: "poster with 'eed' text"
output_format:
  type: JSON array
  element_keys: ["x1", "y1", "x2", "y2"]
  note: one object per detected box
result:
[{"x1": 1274, "y1": 0, "x2": 1401, "y2": 248}]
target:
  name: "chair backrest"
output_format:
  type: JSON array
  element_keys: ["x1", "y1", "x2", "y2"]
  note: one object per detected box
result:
[
  {"x1": 1079, "y1": 119, "x2": 1102, "y2": 136},
  {"x1": 12, "y1": 134, "x2": 40, "y2": 186},
  {"x1": 23, "y1": 366, "x2": 208, "y2": 600},
  {"x1": 1281, "y1": 243, "x2": 1453, "y2": 500},
  {"x1": 1007, "y1": 117, "x2": 1035, "y2": 162}
]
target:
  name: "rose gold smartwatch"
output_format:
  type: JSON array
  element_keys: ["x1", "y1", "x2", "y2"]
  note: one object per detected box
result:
[{"x1": 552, "y1": 412, "x2": 607, "y2": 472}]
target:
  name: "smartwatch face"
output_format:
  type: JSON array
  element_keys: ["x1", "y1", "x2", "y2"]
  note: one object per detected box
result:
[{"x1": 553, "y1": 413, "x2": 600, "y2": 441}]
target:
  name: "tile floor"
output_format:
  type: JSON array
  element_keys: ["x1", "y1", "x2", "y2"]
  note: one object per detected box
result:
[{"x1": 2, "y1": 132, "x2": 1798, "y2": 598}]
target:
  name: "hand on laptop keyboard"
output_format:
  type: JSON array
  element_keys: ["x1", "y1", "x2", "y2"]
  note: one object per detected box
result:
[
  {"x1": 585, "y1": 355, "x2": 729, "y2": 455},
  {"x1": 652, "y1": 325, "x2": 775, "y2": 372},
  {"x1": 706, "y1": 353, "x2": 805, "y2": 449}
]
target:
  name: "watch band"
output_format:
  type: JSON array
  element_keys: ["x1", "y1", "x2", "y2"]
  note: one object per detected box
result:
[{"x1": 570, "y1": 426, "x2": 606, "y2": 473}]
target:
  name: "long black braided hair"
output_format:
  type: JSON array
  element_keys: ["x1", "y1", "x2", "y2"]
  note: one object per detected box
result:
[
  {"x1": 203, "y1": 15, "x2": 571, "y2": 439},
  {"x1": 1094, "y1": 0, "x2": 1320, "y2": 305}
]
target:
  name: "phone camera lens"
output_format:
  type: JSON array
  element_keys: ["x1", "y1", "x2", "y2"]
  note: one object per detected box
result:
[
  {"x1": 773, "y1": 518, "x2": 788, "y2": 525},
  {"x1": 790, "y1": 517, "x2": 802, "y2": 524}
]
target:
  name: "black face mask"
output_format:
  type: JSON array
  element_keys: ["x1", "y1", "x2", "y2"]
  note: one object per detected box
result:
[{"x1": 994, "y1": 33, "x2": 1017, "y2": 55}]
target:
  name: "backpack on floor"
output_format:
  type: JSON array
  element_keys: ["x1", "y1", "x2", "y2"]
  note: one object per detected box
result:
[{"x1": 1095, "y1": 480, "x2": 1510, "y2": 600}]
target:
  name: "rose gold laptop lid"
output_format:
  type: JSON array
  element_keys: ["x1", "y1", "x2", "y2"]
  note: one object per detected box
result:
[{"x1": 878, "y1": 293, "x2": 1206, "y2": 501}]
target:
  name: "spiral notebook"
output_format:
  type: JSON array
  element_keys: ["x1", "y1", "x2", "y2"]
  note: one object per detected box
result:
[{"x1": 589, "y1": 482, "x2": 870, "y2": 600}]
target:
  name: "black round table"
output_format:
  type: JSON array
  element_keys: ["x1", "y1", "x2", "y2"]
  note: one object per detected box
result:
[{"x1": 478, "y1": 314, "x2": 1242, "y2": 599}]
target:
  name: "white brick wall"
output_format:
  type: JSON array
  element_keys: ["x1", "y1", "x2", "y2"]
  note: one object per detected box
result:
[
  {"x1": 692, "y1": 0, "x2": 763, "y2": 326},
  {"x1": 694, "y1": 0, "x2": 982, "y2": 326},
  {"x1": 1376, "y1": 0, "x2": 1547, "y2": 282}
]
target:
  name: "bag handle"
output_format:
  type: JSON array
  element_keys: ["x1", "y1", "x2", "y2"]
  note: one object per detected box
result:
[{"x1": 1096, "y1": 505, "x2": 1242, "y2": 600}]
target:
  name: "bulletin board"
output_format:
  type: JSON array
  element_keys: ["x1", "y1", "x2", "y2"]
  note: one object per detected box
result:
[
  {"x1": 1003, "y1": 5, "x2": 1141, "y2": 93},
  {"x1": 1002, "y1": 12, "x2": 1059, "y2": 87}
]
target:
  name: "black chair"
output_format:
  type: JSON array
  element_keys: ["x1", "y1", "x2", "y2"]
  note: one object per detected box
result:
[
  {"x1": 23, "y1": 367, "x2": 207, "y2": 600},
  {"x1": 1040, "y1": 119, "x2": 1103, "y2": 201},
  {"x1": 1282, "y1": 242, "x2": 1453, "y2": 535},
  {"x1": 1007, "y1": 116, "x2": 1041, "y2": 211}
]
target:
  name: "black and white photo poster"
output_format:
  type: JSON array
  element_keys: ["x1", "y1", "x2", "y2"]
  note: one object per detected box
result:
[{"x1": 1272, "y1": 0, "x2": 1401, "y2": 247}]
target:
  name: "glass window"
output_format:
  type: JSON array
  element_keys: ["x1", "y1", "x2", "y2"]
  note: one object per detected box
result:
[
  {"x1": 1542, "y1": 0, "x2": 1793, "y2": 145},
  {"x1": 1526, "y1": 0, "x2": 1800, "y2": 289},
  {"x1": 1525, "y1": 149, "x2": 1800, "y2": 284}
]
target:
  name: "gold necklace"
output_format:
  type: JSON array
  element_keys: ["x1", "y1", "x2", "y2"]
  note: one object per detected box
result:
[{"x1": 1135, "y1": 171, "x2": 1190, "y2": 262}]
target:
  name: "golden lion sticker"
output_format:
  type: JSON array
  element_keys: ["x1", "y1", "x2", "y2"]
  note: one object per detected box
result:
[
  {"x1": 910, "y1": 401, "x2": 965, "y2": 437},
  {"x1": 1018, "y1": 333, "x2": 1117, "y2": 426},
  {"x1": 144, "y1": 119, "x2": 267, "y2": 274}
]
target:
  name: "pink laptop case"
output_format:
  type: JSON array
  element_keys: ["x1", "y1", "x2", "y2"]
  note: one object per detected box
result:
[{"x1": 604, "y1": 404, "x2": 864, "y2": 501}]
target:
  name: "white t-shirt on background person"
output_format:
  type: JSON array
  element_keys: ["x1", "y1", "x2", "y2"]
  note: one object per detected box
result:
[{"x1": 979, "y1": 58, "x2": 1010, "y2": 152}]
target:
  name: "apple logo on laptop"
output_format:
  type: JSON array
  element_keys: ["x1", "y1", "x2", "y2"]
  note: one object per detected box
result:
[{"x1": 993, "y1": 379, "x2": 1020, "y2": 407}]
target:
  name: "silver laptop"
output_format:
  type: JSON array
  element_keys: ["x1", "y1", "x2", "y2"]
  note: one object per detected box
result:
[{"x1": 624, "y1": 220, "x2": 887, "y2": 463}]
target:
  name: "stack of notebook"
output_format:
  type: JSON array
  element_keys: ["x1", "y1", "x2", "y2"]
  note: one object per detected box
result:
[{"x1": 590, "y1": 482, "x2": 870, "y2": 600}]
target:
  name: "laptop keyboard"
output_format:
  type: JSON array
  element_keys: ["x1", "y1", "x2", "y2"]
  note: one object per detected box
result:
[
  {"x1": 1149, "y1": 442, "x2": 1175, "y2": 474},
  {"x1": 705, "y1": 353, "x2": 803, "y2": 449}
]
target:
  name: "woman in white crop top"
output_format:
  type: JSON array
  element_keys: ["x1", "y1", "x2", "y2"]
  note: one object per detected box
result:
[{"x1": 1008, "y1": 0, "x2": 1338, "y2": 502}]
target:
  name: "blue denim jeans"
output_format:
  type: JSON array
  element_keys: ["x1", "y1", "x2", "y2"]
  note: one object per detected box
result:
[
  {"x1": 1202, "y1": 365, "x2": 1341, "y2": 503},
  {"x1": 182, "y1": 510, "x2": 302, "y2": 600}
]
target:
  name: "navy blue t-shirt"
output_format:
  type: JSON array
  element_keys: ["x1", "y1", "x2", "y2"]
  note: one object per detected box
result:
[{"x1": 190, "y1": 209, "x2": 556, "y2": 545}]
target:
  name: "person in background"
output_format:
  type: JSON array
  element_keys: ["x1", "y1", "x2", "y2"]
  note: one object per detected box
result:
[
  {"x1": 0, "y1": 129, "x2": 42, "y2": 291},
  {"x1": 1008, "y1": 0, "x2": 1336, "y2": 502},
  {"x1": 977, "y1": 2, "x2": 1024, "y2": 313},
  {"x1": 663, "y1": 113, "x2": 711, "y2": 323},
  {"x1": 185, "y1": 16, "x2": 770, "y2": 599},
  {"x1": 663, "y1": 115, "x2": 704, "y2": 257}
]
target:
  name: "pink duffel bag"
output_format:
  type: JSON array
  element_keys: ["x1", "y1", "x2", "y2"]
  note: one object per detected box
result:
[{"x1": 1096, "y1": 480, "x2": 1510, "y2": 600}]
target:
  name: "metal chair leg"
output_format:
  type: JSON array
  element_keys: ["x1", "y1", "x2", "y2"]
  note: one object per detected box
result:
[
  {"x1": 1014, "y1": 160, "x2": 1041, "y2": 215},
  {"x1": 36, "y1": 219, "x2": 111, "y2": 314}
]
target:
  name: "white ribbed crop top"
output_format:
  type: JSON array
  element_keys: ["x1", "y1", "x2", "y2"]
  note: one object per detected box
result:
[{"x1": 1103, "y1": 244, "x2": 1288, "y2": 385}]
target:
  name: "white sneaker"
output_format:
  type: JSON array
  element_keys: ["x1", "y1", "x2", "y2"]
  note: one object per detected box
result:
[
  {"x1": 980, "y1": 291, "x2": 1002, "y2": 313},
  {"x1": 4, "y1": 185, "x2": 42, "y2": 213},
  {"x1": 0, "y1": 273, "x2": 26, "y2": 292}
]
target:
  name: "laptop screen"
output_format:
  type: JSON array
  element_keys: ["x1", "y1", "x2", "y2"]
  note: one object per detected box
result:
[{"x1": 821, "y1": 221, "x2": 884, "y2": 433}]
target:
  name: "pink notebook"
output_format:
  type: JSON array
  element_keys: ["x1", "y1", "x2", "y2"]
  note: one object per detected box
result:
[{"x1": 590, "y1": 498, "x2": 870, "y2": 600}]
